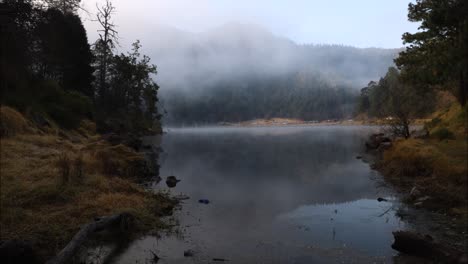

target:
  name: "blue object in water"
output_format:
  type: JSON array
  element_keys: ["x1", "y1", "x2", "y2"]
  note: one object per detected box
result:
[{"x1": 198, "y1": 199, "x2": 210, "y2": 204}]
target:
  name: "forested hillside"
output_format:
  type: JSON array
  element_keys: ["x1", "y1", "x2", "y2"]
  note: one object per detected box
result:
[
  {"x1": 1, "y1": 0, "x2": 161, "y2": 133},
  {"x1": 143, "y1": 23, "x2": 399, "y2": 125},
  {"x1": 0, "y1": 1, "x2": 175, "y2": 262}
]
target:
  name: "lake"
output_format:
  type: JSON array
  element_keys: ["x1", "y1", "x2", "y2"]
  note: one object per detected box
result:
[{"x1": 101, "y1": 126, "x2": 411, "y2": 263}]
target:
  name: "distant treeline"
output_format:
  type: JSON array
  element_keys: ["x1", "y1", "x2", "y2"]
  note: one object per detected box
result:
[
  {"x1": 145, "y1": 23, "x2": 398, "y2": 125},
  {"x1": 162, "y1": 71, "x2": 357, "y2": 125},
  {"x1": 356, "y1": 0, "x2": 467, "y2": 138},
  {"x1": 1, "y1": 0, "x2": 161, "y2": 133}
]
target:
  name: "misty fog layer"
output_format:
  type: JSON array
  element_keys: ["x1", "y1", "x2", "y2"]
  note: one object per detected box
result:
[{"x1": 143, "y1": 23, "x2": 400, "y2": 125}]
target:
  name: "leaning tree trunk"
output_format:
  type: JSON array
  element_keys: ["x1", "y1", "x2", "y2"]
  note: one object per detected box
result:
[{"x1": 46, "y1": 213, "x2": 133, "y2": 264}]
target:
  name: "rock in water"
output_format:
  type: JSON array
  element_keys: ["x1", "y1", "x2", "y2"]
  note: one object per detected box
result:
[
  {"x1": 166, "y1": 176, "x2": 180, "y2": 188},
  {"x1": 392, "y1": 231, "x2": 467, "y2": 263},
  {"x1": 198, "y1": 199, "x2": 210, "y2": 204}
]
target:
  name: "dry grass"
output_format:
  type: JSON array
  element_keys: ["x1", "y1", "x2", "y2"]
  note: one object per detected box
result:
[
  {"x1": 380, "y1": 103, "x2": 467, "y2": 211},
  {"x1": 0, "y1": 106, "x2": 32, "y2": 137},
  {"x1": 0, "y1": 110, "x2": 174, "y2": 261}
]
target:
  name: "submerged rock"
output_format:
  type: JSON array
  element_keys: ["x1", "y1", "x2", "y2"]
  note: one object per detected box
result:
[
  {"x1": 184, "y1": 250, "x2": 195, "y2": 257},
  {"x1": 365, "y1": 133, "x2": 392, "y2": 150},
  {"x1": 166, "y1": 176, "x2": 181, "y2": 188},
  {"x1": 377, "y1": 197, "x2": 388, "y2": 202},
  {"x1": 392, "y1": 231, "x2": 467, "y2": 263}
]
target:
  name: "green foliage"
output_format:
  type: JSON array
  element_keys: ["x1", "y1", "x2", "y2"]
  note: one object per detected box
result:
[
  {"x1": 395, "y1": 0, "x2": 468, "y2": 105},
  {"x1": 36, "y1": 8, "x2": 94, "y2": 96},
  {"x1": 95, "y1": 40, "x2": 161, "y2": 132},
  {"x1": 38, "y1": 81, "x2": 92, "y2": 129},
  {"x1": 0, "y1": 0, "x2": 94, "y2": 129},
  {"x1": 1, "y1": 1, "x2": 161, "y2": 133},
  {"x1": 431, "y1": 127, "x2": 455, "y2": 140},
  {"x1": 424, "y1": 117, "x2": 442, "y2": 131},
  {"x1": 432, "y1": 127, "x2": 456, "y2": 141},
  {"x1": 358, "y1": 67, "x2": 435, "y2": 118},
  {"x1": 357, "y1": 67, "x2": 436, "y2": 137}
]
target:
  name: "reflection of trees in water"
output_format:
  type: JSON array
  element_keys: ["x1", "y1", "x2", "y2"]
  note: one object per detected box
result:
[
  {"x1": 163, "y1": 129, "x2": 365, "y2": 179},
  {"x1": 155, "y1": 127, "x2": 382, "y2": 233},
  {"x1": 159, "y1": 128, "x2": 379, "y2": 206}
]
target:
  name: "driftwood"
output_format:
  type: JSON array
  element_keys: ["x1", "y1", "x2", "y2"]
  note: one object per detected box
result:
[
  {"x1": 46, "y1": 213, "x2": 133, "y2": 264},
  {"x1": 392, "y1": 231, "x2": 467, "y2": 263}
]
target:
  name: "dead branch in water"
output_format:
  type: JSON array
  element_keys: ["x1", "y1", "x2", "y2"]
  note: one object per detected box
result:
[{"x1": 46, "y1": 213, "x2": 133, "y2": 264}]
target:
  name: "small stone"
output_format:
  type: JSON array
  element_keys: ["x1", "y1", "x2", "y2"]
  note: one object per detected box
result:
[
  {"x1": 184, "y1": 249, "x2": 195, "y2": 257},
  {"x1": 377, "y1": 197, "x2": 388, "y2": 202}
]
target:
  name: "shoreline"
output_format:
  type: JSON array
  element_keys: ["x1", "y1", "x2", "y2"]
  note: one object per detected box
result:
[
  {"x1": 363, "y1": 131, "x2": 467, "y2": 259},
  {"x1": 0, "y1": 107, "x2": 176, "y2": 263},
  {"x1": 165, "y1": 117, "x2": 430, "y2": 129}
]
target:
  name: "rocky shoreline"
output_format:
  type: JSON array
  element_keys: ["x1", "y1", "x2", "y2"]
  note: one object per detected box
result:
[{"x1": 364, "y1": 132, "x2": 467, "y2": 263}]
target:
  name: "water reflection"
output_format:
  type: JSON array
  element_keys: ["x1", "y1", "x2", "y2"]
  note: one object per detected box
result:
[{"x1": 110, "y1": 126, "x2": 407, "y2": 263}]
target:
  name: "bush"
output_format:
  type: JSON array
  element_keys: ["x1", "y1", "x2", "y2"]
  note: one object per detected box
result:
[
  {"x1": 0, "y1": 106, "x2": 30, "y2": 137},
  {"x1": 424, "y1": 117, "x2": 441, "y2": 131},
  {"x1": 39, "y1": 81, "x2": 93, "y2": 129},
  {"x1": 431, "y1": 127, "x2": 455, "y2": 141},
  {"x1": 382, "y1": 139, "x2": 436, "y2": 178}
]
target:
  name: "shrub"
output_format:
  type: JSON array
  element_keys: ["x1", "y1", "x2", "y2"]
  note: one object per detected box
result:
[
  {"x1": 78, "y1": 119, "x2": 96, "y2": 136},
  {"x1": 424, "y1": 117, "x2": 441, "y2": 131},
  {"x1": 431, "y1": 127, "x2": 455, "y2": 141},
  {"x1": 39, "y1": 81, "x2": 93, "y2": 129},
  {"x1": 382, "y1": 139, "x2": 436, "y2": 178},
  {"x1": 0, "y1": 106, "x2": 30, "y2": 137}
]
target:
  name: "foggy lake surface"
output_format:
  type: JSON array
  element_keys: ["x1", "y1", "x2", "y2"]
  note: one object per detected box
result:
[{"x1": 109, "y1": 126, "x2": 410, "y2": 263}]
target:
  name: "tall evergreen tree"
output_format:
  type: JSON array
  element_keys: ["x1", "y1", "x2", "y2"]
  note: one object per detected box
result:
[{"x1": 395, "y1": 0, "x2": 468, "y2": 105}]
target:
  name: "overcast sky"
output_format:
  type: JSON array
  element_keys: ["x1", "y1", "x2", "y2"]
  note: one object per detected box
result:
[{"x1": 80, "y1": 0, "x2": 419, "y2": 49}]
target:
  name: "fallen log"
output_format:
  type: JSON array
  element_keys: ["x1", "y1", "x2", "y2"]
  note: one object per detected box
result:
[
  {"x1": 46, "y1": 213, "x2": 133, "y2": 264},
  {"x1": 392, "y1": 231, "x2": 467, "y2": 263}
]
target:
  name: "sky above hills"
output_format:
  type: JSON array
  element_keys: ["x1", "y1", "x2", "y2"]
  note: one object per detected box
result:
[{"x1": 81, "y1": 0, "x2": 418, "y2": 49}]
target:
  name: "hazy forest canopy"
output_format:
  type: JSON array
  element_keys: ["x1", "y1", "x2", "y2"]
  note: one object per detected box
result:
[{"x1": 144, "y1": 24, "x2": 400, "y2": 125}]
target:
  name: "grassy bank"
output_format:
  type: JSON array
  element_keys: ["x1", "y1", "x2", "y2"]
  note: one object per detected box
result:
[
  {"x1": 378, "y1": 103, "x2": 467, "y2": 215},
  {"x1": 0, "y1": 106, "x2": 175, "y2": 261}
]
